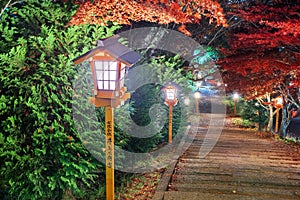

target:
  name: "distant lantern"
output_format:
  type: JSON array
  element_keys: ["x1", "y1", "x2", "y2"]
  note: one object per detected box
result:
[
  {"x1": 194, "y1": 91, "x2": 201, "y2": 114},
  {"x1": 162, "y1": 83, "x2": 178, "y2": 143},
  {"x1": 275, "y1": 97, "x2": 283, "y2": 108},
  {"x1": 194, "y1": 91, "x2": 201, "y2": 99},
  {"x1": 163, "y1": 84, "x2": 178, "y2": 106},
  {"x1": 233, "y1": 92, "x2": 240, "y2": 116},
  {"x1": 233, "y1": 93, "x2": 240, "y2": 101}
]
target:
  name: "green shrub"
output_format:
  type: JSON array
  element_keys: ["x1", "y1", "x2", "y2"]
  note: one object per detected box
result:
[
  {"x1": 122, "y1": 55, "x2": 191, "y2": 153},
  {"x1": 240, "y1": 99, "x2": 268, "y2": 130},
  {"x1": 0, "y1": 1, "x2": 121, "y2": 199}
]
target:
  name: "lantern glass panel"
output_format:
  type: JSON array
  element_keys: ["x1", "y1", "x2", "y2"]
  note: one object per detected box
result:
[
  {"x1": 97, "y1": 81, "x2": 103, "y2": 89},
  {"x1": 95, "y1": 61, "x2": 118, "y2": 91},
  {"x1": 96, "y1": 71, "x2": 102, "y2": 80},
  {"x1": 96, "y1": 62, "x2": 103, "y2": 70},
  {"x1": 166, "y1": 89, "x2": 176, "y2": 100},
  {"x1": 120, "y1": 63, "x2": 126, "y2": 79},
  {"x1": 110, "y1": 62, "x2": 118, "y2": 70},
  {"x1": 102, "y1": 61, "x2": 108, "y2": 70},
  {"x1": 110, "y1": 70, "x2": 117, "y2": 80},
  {"x1": 233, "y1": 93, "x2": 239, "y2": 100},
  {"x1": 119, "y1": 63, "x2": 127, "y2": 89},
  {"x1": 103, "y1": 81, "x2": 109, "y2": 90},
  {"x1": 104, "y1": 70, "x2": 109, "y2": 80},
  {"x1": 120, "y1": 79, "x2": 124, "y2": 89},
  {"x1": 276, "y1": 98, "x2": 283, "y2": 105},
  {"x1": 109, "y1": 81, "x2": 116, "y2": 90},
  {"x1": 194, "y1": 91, "x2": 201, "y2": 99}
]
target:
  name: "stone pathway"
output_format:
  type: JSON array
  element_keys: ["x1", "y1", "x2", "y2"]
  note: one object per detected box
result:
[{"x1": 154, "y1": 116, "x2": 300, "y2": 200}]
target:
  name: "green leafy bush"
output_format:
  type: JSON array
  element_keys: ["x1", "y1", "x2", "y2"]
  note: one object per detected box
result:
[
  {"x1": 1, "y1": 1, "x2": 193, "y2": 199},
  {"x1": 0, "y1": 1, "x2": 121, "y2": 199},
  {"x1": 123, "y1": 55, "x2": 191, "y2": 153},
  {"x1": 240, "y1": 100, "x2": 268, "y2": 130}
]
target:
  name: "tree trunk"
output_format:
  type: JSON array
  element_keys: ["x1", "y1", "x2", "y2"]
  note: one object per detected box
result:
[
  {"x1": 267, "y1": 105, "x2": 273, "y2": 132},
  {"x1": 280, "y1": 106, "x2": 289, "y2": 137},
  {"x1": 258, "y1": 109, "x2": 263, "y2": 131}
]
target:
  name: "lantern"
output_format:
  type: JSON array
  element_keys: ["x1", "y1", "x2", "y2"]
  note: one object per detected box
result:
[
  {"x1": 274, "y1": 96, "x2": 283, "y2": 132},
  {"x1": 194, "y1": 91, "x2": 201, "y2": 113},
  {"x1": 233, "y1": 92, "x2": 240, "y2": 116},
  {"x1": 162, "y1": 84, "x2": 178, "y2": 143},
  {"x1": 73, "y1": 35, "x2": 140, "y2": 107},
  {"x1": 194, "y1": 91, "x2": 201, "y2": 99},
  {"x1": 233, "y1": 93, "x2": 240, "y2": 101},
  {"x1": 73, "y1": 35, "x2": 140, "y2": 200},
  {"x1": 163, "y1": 84, "x2": 178, "y2": 106}
]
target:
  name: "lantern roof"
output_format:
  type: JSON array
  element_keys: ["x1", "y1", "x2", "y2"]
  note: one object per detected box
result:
[{"x1": 73, "y1": 35, "x2": 141, "y2": 66}]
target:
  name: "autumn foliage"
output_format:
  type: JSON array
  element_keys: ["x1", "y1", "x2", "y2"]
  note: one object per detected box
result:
[
  {"x1": 218, "y1": 2, "x2": 300, "y2": 98},
  {"x1": 69, "y1": 0, "x2": 227, "y2": 35}
]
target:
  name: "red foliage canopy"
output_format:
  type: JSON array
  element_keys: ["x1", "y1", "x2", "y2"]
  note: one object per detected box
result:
[
  {"x1": 218, "y1": 2, "x2": 300, "y2": 98},
  {"x1": 68, "y1": 0, "x2": 227, "y2": 35}
]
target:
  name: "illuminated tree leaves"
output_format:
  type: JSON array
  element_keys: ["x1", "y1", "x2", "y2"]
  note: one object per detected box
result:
[
  {"x1": 218, "y1": 2, "x2": 300, "y2": 98},
  {"x1": 68, "y1": 0, "x2": 227, "y2": 35}
]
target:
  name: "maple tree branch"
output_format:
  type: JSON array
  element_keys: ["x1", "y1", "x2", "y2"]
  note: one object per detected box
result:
[
  {"x1": 134, "y1": 27, "x2": 169, "y2": 62},
  {"x1": 207, "y1": 15, "x2": 241, "y2": 46},
  {"x1": 188, "y1": 72, "x2": 216, "y2": 82},
  {"x1": 6, "y1": 0, "x2": 23, "y2": 7},
  {"x1": 278, "y1": 84, "x2": 299, "y2": 109},
  {"x1": 0, "y1": 0, "x2": 12, "y2": 18},
  {"x1": 285, "y1": 47, "x2": 300, "y2": 55},
  {"x1": 256, "y1": 97, "x2": 269, "y2": 110},
  {"x1": 207, "y1": 26, "x2": 225, "y2": 46},
  {"x1": 274, "y1": 60, "x2": 291, "y2": 66},
  {"x1": 274, "y1": 107, "x2": 281, "y2": 115},
  {"x1": 286, "y1": 92, "x2": 299, "y2": 107},
  {"x1": 0, "y1": 0, "x2": 24, "y2": 18},
  {"x1": 250, "y1": 21, "x2": 259, "y2": 28}
]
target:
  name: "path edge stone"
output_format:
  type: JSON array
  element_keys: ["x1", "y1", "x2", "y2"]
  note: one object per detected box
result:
[{"x1": 152, "y1": 159, "x2": 178, "y2": 200}]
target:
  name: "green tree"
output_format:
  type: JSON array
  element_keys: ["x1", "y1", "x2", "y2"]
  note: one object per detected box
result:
[
  {"x1": 123, "y1": 55, "x2": 192, "y2": 153},
  {"x1": 0, "y1": 1, "x2": 121, "y2": 199},
  {"x1": 240, "y1": 100, "x2": 269, "y2": 131}
]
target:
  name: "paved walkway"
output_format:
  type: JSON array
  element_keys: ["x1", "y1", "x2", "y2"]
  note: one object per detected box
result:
[{"x1": 154, "y1": 116, "x2": 300, "y2": 200}]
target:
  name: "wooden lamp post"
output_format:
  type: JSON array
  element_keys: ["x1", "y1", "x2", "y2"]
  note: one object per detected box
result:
[
  {"x1": 274, "y1": 97, "x2": 283, "y2": 132},
  {"x1": 73, "y1": 35, "x2": 140, "y2": 200},
  {"x1": 233, "y1": 93, "x2": 240, "y2": 116},
  {"x1": 194, "y1": 91, "x2": 201, "y2": 114},
  {"x1": 162, "y1": 84, "x2": 178, "y2": 143}
]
